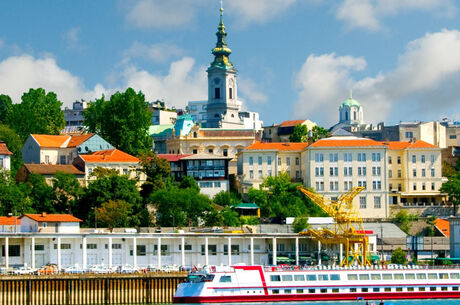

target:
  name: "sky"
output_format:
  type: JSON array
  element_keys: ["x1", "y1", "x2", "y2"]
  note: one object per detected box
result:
[{"x1": 0, "y1": 0, "x2": 459, "y2": 128}]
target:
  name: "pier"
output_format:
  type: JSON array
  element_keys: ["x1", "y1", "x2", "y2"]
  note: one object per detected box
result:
[{"x1": 0, "y1": 273, "x2": 186, "y2": 305}]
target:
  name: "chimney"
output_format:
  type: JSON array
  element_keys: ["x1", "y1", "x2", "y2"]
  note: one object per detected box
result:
[{"x1": 41, "y1": 212, "x2": 47, "y2": 217}]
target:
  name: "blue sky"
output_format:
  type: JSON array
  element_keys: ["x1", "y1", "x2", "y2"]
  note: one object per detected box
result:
[{"x1": 0, "y1": 0, "x2": 459, "y2": 128}]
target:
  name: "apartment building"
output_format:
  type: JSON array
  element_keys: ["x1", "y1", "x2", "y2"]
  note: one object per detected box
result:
[
  {"x1": 386, "y1": 140, "x2": 445, "y2": 207},
  {"x1": 304, "y1": 136, "x2": 389, "y2": 219},
  {"x1": 238, "y1": 142, "x2": 309, "y2": 192}
]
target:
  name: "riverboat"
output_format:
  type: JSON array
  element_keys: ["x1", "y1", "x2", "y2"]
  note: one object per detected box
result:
[{"x1": 173, "y1": 264, "x2": 460, "y2": 303}]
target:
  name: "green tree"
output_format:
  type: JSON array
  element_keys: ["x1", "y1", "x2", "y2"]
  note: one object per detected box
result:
[
  {"x1": 0, "y1": 94, "x2": 13, "y2": 124},
  {"x1": 311, "y1": 125, "x2": 330, "y2": 142},
  {"x1": 292, "y1": 217, "x2": 310, "y2": 233},
  {"x1": 8, "y1": 88, "x2": 65, "y2": 141},
  {"x1": 442, "y1": 161, "x2": 457, "y2": 178},
  {"x1": 96, "y1": 200, "x2": 133, "y2": 231},
  {"x1": 26, "y1": 173, "x2": 56, "y2": 213},
  {"x1": 0, "y1": 170, "x2": 32, "y2": 215},
  {"x1": 391, "y1": 247, "x2": 407, "y2": 264},
  {"x1": 392, "y1": 210, "x2": 417, "y2": 234},
  {"x1": 52, "y1": 172, "x2": 83, "y2": 213},
  {"x1": 179, "y1": 175, "x2": 200, "y2": 191},
  {"x1": 289, "y1": 124, "x2": 309, "y2": 142},
  {"x1": 84, "y1": 88, "x2": 153, "y2": 156},
  {"x1": 78, "y1": 172, "x2": 147, "y2": 227},
  {"x1": 213, "y1": 191, "x2": 241, "y2": 207},
  {"x1": 0, "y1": 124, "x2": 24, "y2": 173},
  {"x1": 440, "y1": 174, "x2": 460, "y2": 216},
  {"x1": 139, "y1": 152, "x2": 171, "y2": 197}
]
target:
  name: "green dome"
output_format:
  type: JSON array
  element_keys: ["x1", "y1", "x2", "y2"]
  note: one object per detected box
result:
[{"x1": 341, "y1": 97, "x2": 361, "y2": 108}]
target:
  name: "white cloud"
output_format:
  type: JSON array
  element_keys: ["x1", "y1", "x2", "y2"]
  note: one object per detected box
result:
[
  {"x1": 226, "y1": 0, "x2": 297, "y2": 24},
  {"x1": 63, "y1": 27, "x2": 85, "y2": 51},
  {"x1": 123, "y1": 41, "x2": 183, "y2": 63},
  {"x1": 238, "y1": 76, "x2": 268, "y2": 105},
  {"x1": 125, "y1": 0, "x2": 200, "y2": 29},
  {"x1": 121, "y1": 57, "x2": 207, "y2": 107},
  {"x1": 0, "y1": 55, "x2": 107, "y2": 107},
  {"x1": 294, "y1": 29, "x2": 460, "y2": 126},
  {"x1": 336, "y1": 0, "x2": 457, "y2": 31}
]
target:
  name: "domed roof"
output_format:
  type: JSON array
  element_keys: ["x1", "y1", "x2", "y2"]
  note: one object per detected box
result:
[{"x1": 341, "y1": 97, "x2": 361, "y2": 108}]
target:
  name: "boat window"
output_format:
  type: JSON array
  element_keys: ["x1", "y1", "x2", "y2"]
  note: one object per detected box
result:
[
  {"x1": 441, "y1": 287, "x2": 448, "y2": 291},
  {"x1": 348, "y1": 274, "x2": 358, "y2": 281},
  {"x1": 428, "y1": 273, "x2": 438, "y2": 280},
  {"x1": 350, "y1": 288, "x2": 357, "y2": 293},
  {"x1": 285, "y1": 289, "x2": 291, "y2": 294},
  {"x1": 270, "y1": 275, "x2": 281, "y2": 282},
  {"x1": 332, "y1": 288, "x2": 339, "y2": 293},
  {"x1": 373, "y1": 288, "x2": 380, "y2": 292},
  {"x1": 439, "y1": 273, "x2": 449, "y2": 279},
  {"x1": 186, "y1": 275, "x2": 204, "y2": 283},
  {"x1": 407, "y1": 287, "x2": 414, "y2": 292},
  {"x1": 394, "y1": 274, "x2": 404, "y2": 280},
  {"x1": 430, "y1": 287, "x2": 437, "y2": 291},
  {"x1": 371, "y1": 274, "x2": 381, "y2": 280},
  {"x1": 419, "y1": 287, "x2": 425, "y2": 292},
  {"x1": 384, "y1": 288, "x2": 391, "y2": 292},
  {"x1": 417, "y1": 273, "x2": 427, "y2": 279},
  {"x1": 396, "y1": 287, "x2": 403, "y2": 292},
  {"x1": 294, "y1": 274, "x2": 305, "y2": 281},
  {"x1": 359, "y1": 274, "x2": 370, "y2": 281},
  {"x1": 282, "y1": 275, "x2": 293, "y2": 281},
  {"x1": 204, "y1": 275, "x2": 215, "y2": 282},
  {"x1": 405, "y1": 273, "x2": 415, "y2": 280},
  {"x1": 330, "y1": 274, "x2": 340, "y2": 281},
  {"x1": 320, "y1": 288, "x2": 327, "y2": 293},
  {"x1": 361, "y1": 288, "x2": 368, "y2": 292},
  {"x1": 307, "y1": 274, "x2": 317, "y2": 281},
  {"x1": 296, "y1": 289, "x2": 303, "y2": 294},
  {"x1": 453, "y1": 287, "x2": 459, "y2": 291},
  {"x1": 318, "y1": 274, "x2": 329, "y2": 281},
  {"x1": 272, "y1": 289, "x2": 279, "y2": 294},
  {"x1": 450, "y1": 273, "x2": 460, "y2": 279},
  {"x1": 219, "y1": 276, "x2": 232, "y2": 283},
  {"x1": 382, "y1": 274, "x2": 393, "y2": 280},
  {"x1": 308, "y1": 289, "x2": 315, "y2": 293}
]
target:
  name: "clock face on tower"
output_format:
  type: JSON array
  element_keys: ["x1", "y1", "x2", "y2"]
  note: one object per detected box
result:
[{"x1": 213, "y1": 77, "x2": 221, "y2": 85}]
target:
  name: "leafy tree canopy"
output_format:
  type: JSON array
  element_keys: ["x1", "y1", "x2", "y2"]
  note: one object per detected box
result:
[
  {"x1": 139, "y1": 152, "x2": 171, "y2": 197},
  {"x1": 84, "y1": 88, "x2": 153, "y2": 156},
  {"x1": 0, "y1": 124, "x2": 24, "y2": 174},
  {"x1": 0, "y1": 170, "x2": 32, "y2": 215},
  {"x1": 25, "y1": 173, "x2": 56, "y2": 213},
  {"x1": 292, "y1": 217, "x2": 310, "y2": 233},
  {"x1": 52, "y1": 171, "x2": 83, "y2": 214},
  {"x1": 391, "y1": 247, "x2": 407, "y2": 264},
  {"x1": 0, "y1": 94, "x2": 13, "y2": 124},
  {"x1": 440, "y1": 173, "x2": 460, "y2": 216},
  {"x1": 289, "y1": 124, "x2": 331, "y2": 143},
  {"x1": 96, "y1": 200, "x2": 133, "y2": 231},
  {"x1": 213, "y1": 190, "x2": 241, "y2": 207},
  {"x1": 8, "y1": 88, "x2": 65, "y2": 141}
]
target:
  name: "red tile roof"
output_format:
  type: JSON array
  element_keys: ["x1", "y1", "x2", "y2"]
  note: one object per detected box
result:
[
  {"x1": 383, "y1": 141, "x2": 411, "y2": 150},
  {"x1": 32, "y1": 134, "x2": 70, "y2": 148},
  {"x1": 0, "y1": 142, "x2": 12, "y2": 155},
  {"x1": 435, "y1": 218, "x2": 450, "y2": 238},
  {"x1": 0, "y1": 216, "x2": 21, "y2": 225},
  {"x1": 246, "y1": 141, "x2": 309, "y2": 151},
  {"x1": 79, "y1": 149, "x2": 140, "y2": 163},
  {"x1": 279, "y1": 120, "x2": 306, "y2": 127},
  {"x1": 22, "y1": 164, "x2": 85, "y2": 175},
  {"x1": 200, "y1": 130, "x2": 255, "y2": 137},
  {"x1": 67, "y1": 134, "x2": 94, "y2": 147},
  {"x1": 310, "y1": 138, "x2": 385, "y2": 147},
  {"x1": 22, "y1": 213, "x2": 82, "y2": 222},
  {"x1": 408, "y1": 140, "x2": 438, "y2": 149},
  {"x1": 157, "y1": 154, "x2": 192, "y2": 162}
]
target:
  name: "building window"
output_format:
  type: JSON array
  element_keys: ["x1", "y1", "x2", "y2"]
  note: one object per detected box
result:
[
  {"x1": 372, "y1": 153, "x2": 381, "y2": 162},
  {"x1": 179, "y1": 244, "x2": 192, "y2": 251},
  {"x1": 296, "y1": 170, "x2": 300, "y2": 179},
  {"x1": 389, "y1": 170, "x2": 392, "y2": 178},
  {"x1": 431, "y1": 155, "x2": 435, "y2": 163},
  {"x1": 258, "y1": 156, "x2": 262, "y2": 165},
  {"x1": 45, "y1": 155, "x2": 50, "y2": 164},
  {"x1": 398, "y1": 169, "x2": 402, "y2": 178},
  {"x1": 431, "y1": 183, "x2": 435, "y2": 191},
  {"x1": 249, "y1": 170, "x2": 254, "y2": 179},
  {"x1": 296, "y1": 157, "x2": 300, "y2": 165},
  {"x1": 374, "y1": 197, "x2": 381, "y2": 209},
  {"x1": 413, "y1": 169, "x2": 417, "y2": 177},
  {"x1": 268, "y1": 169, "x2": 272, "y2": 176},
  {"x1": 208, "y1": 148, "x2": 213, "y2": 153},
  {"x1": 34, "y1": 245, "x2": 45, "y2": 251},
  {"x1": 422, "y1": 169, "x2": 426, "y2": 177},
  {"x1": 398, "y1": 184, "x2": 402, "y2": 191},
  {"x1": 359, "y1": 197, "x2": 366, "y2": 209},
  {"x1": 192, "y1": 149, "x2": 198, "y2": 154},
  {"x1": 357, "y1": 153, "x2": 366, "y2": 162},
  {"x1": 223, "y1": 149, "x2": 228, "y2": 157},
  {"x1": 315, "y1": 153, "x2": 324, "y2": 162},
  {"x1": 344, "y1": 153, "x2": 352, "y2": 162},
  {"x1": 389, "y1": 183, "x2": 393, "y2": 191},
  {"x1": 267, "y1": 156, "x2": 272, "y2": 165},
  {"x1": 278, "y1": 157, "x2": 281, "y2": 165},
  {"x1": 286, "y1": 157, "x2": 291, "y2": 166},
  {"x1": 388, "y1": 156, "x2": 392, "y2": 164},
  {"x1": 405, "y1": 131, "x2": 414, "y2": 138},
  {"x1": 60, "y1": 155, "x2": 66, "y2": 164},
  {"x1": 329, "y1": 153, "x2": 338, "y2": 162},
  {"x1": 421, "y1": 155, "x2": 425, "y2": 163},
  {"x1": 1, "y1": 245, "x2": 20, "y2": 257},
  {"x1": 258, "y1": 170, "x2": 262, "y2": 179},
  {"x1": 87, "y1": 244, "x2": 97, "y2": 249},
  {"x1": 229, "y1": 87, "x2": 233, "y2": 99},
  {"x1": 214, "y1": 87, "x2": 221, "y2": 99},
  {"x1": 201, "y1": 245, "x2": 217, "y2": 255},
  {"x1": 249, "y1": 157, "x2": 253, "y2": 165},
  {"x1": 137, "y1": 245, "x2": 146, "y2": 256},
  {"x1": 422, "y1": 183, "x2": 426, "y2": 191},
  {"x1": 0, "y1": 158, "x2": 3, "y2": 168},
  {"x1": 413, "y1": 183, "x2": 417, "y2": 191},
  {"x1": 431, "y1": 168, "x2": 435, "y2": 177},
  {"x1": 412, "y1": 155, "x2": 416, "y2": 163},
  {"x1": 397, "y1": 156, "x2": 401, "y2": 164}
]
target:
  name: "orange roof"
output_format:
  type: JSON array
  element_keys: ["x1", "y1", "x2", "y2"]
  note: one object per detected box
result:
[
  {"x1": 0, "y1": 142, "x2": 12, "y2": 155},
  {"x1": 79, "y1": 149, "x2": 140, "y2": 163},
  {"x1": 310, "y1": 138, "x2": 385, "y2": 148},
  {"x1": 246, "y1": 141, "x2": 309, "y2": 151},
  {"x1": 280, "y1": 120, "x2": 306, "y2": 127},
  {"x1": 0, "y1": 216, "x2": 21, "y2": 225},
  {"x1": 435, "y1": 218, "x2": 450, "y2": 237},
  {"x1": 408, "y1": 140, "x2": 438, "y2": 149},
  {"x1": 67, "y1": 134, "x2": 94, "y2": 147},
  {"x1": 32, "y1": 134, "x2": 70, "y2": 148},
  {"x1": 383, "y1": 141, "x2": 411, "y2": 150},
  {"x1": 22, "y1": 213, "x2": 82, "y2": 223}
]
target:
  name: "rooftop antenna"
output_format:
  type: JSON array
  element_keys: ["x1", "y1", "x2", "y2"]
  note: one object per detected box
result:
[{"x1": 220, "y1": 0, "x2": 224, "y2": 16}]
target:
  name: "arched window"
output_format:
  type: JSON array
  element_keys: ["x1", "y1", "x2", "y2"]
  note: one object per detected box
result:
[
  {"x1": 353, "y1": 111, "x2": 357, "y2": 120},
  {"x1": 345, "y1": 111, "x2": 348, "y2": 121}
]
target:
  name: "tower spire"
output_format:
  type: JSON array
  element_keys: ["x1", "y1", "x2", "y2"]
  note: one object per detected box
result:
[{"x1": 209, "y1": 0, "x2": 234, "y2": 71}]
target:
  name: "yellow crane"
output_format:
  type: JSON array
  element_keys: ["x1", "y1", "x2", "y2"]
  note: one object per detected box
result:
[{"x1": 297, "y1": 185, "x2": 371, "y2": 266}]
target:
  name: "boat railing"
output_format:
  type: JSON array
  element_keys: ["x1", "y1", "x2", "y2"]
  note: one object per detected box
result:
[{"x1": 263, "y1": 264, "x2": 460, "y2": 272}]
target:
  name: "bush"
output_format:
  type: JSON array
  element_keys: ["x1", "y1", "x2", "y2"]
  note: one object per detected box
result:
[
  {"x1": 240, "y1": 216, "x2": 260, "y2": 225},
  {"x1": 292, "y1": 217, "x2": 310, "y2": 233},
  {"x1": 391, "y1": 247, "x2": 407, "y2": 265}
]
